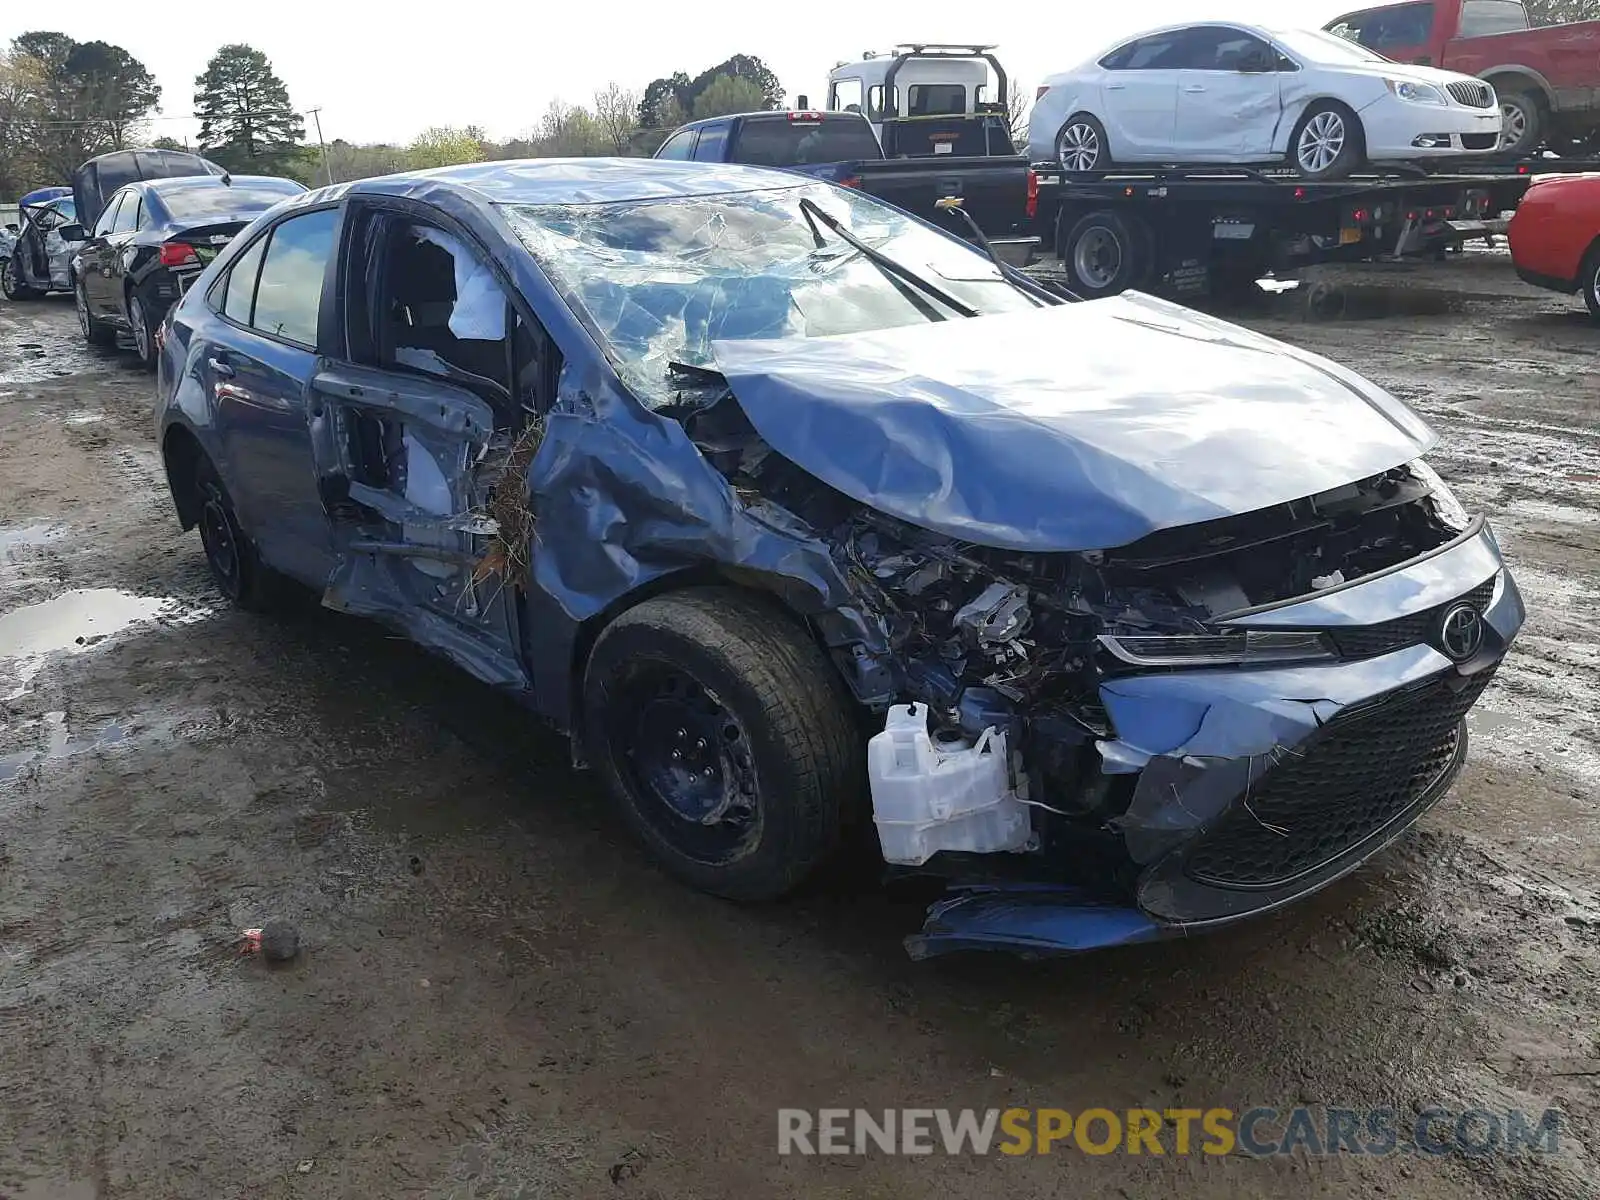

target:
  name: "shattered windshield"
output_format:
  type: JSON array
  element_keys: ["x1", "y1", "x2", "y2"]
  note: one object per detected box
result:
[{"x1": 502, "y1": 183, "x2": 1040, "y2": 406}]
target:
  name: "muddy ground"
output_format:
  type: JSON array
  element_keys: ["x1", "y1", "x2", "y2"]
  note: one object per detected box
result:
[{"x1": 0, "y1": 253, "x2": 1597, "y2": 1200}]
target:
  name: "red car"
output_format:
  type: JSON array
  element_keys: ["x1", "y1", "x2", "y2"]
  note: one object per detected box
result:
[{"x1": 1508, "y1": 175, "x2": 1600, "y2": 318}]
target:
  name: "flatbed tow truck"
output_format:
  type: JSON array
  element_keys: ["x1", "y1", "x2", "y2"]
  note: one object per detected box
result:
[{"x1": 1025, "y1": 157, "x2": 1600, "y2": 301}]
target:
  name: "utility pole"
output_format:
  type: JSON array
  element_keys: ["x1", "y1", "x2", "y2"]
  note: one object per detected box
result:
[{"x1": 308, "y1": 107, "x2": 333, "y2": 186}]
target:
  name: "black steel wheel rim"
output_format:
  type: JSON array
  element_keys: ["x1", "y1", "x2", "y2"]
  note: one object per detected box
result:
[
  {"x1": 612, "y1": 663, "x2": 760, "y2": 864},
  {"x1": 199, "y1": 485, "x2": 241, "y2": 596}
]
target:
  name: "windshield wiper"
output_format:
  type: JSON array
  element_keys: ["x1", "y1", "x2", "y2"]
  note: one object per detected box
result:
[{"x1": 797, "y1": 198, "x2": 979, "y2": 318}]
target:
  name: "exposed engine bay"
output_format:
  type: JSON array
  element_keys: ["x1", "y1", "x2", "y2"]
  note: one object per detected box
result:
[{"x1": 677, "y1": 378, "x2": 1474, "y2": 869}]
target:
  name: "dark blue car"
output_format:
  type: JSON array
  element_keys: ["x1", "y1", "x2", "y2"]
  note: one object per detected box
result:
[{"x1": 156, "y1": 158, "x2": 1522, "y2": 958}]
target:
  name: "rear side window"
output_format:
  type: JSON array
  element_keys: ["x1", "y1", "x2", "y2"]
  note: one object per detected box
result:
[
  {"x1": 692, "y1": 123, "x2": 730, "y2": 161},
  {"x1": 731, "y1": 117, "x2": 882, "y2": 166},
  {"x1": 112, "y1": 194, "x2": 140, "y2": 234},
  {"x1": 1459, "y1": 0, "x2": 1528, "y2": 36},
  {"x1": 250, "y1": 208, "x2": 339, "y2": 346},
  {"x1": 221, "y1": 236, "x2": 267, "y2": 322},
  {"x1": 907, "y1": 84, "x2": 966, "y2": 116},
  {"x1": 656, "y1": 130, "x2": 697, "y2": 160},
  {"x1": 1104, "y1": 30, "x2": 1189, "y2": 70},
  {"x1": 93, "y1": 193, "x2": 125, "y2": 237}
]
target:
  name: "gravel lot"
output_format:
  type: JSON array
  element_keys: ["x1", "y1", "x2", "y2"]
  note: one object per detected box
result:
[{"x1": 1, "y1": 253, "x2": 1597, "y2": 1199}]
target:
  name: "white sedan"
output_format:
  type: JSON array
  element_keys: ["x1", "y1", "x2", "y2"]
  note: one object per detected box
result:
[{"x1": 1029, "y1": 23, "x2": 1502, "y2": 179}]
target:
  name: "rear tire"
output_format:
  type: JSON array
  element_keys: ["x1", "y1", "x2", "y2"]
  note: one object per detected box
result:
[
  {"x1": 1058, "y1": 210, "x2": 1151, "y2": 298},
  {"x1": 128, "y1": 290, "x2": 158, "y2": 370},
  {"x1": 582, "y1": 588, "x2": 864, "y2": 902},
  {"x1": 1056, "y1": 113, "x2": 1111, "y2": 173},
  {"x1": 193, "y1": 455, "x2": 282, "y2": 612},
  {"x1": 1290, "y1": 102, "x2": 1364, "y2": 180},
  {"x1": 1496, "y1": 91, "x2": 1544, "y2": 159}
]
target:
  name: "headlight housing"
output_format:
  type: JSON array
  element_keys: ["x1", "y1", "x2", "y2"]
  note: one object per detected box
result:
[
  {"x1": 1387, "y1": 79, "x2": 1447, "y2": 105},
  {"x1": 1408, "y1": 458, "x2": 1473, "y2": 532},
  {"x1": 1100, "y1": 630, "x2": 1334, "y2": 668}
]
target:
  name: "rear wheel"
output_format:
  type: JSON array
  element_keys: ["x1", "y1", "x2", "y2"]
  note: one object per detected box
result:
[
  {"x1": 1056, "y1": 113, "x2": 1110, "y2": 173},
  {"x1": 1291, "y1": 102, "x2": 1364, "y2": 180},
  {"x1": 193, "y1": 455, "x2": 282, "y2": 611},
  {"x1": 76, "y1": 278, "x2": 116, "y2": 346},
  {"x1": 1059, "y1": 210, "x2": 1151, "y2": 298},
  {"x1": 128, "y1": 290, "x2": 158, "y2": 370},
  {"x1": 1496, "y1": 91, "x2": 1544, "y2": 159},
  {"x1": 582, "y1": 588, "x2": 865, "y2": 902}
]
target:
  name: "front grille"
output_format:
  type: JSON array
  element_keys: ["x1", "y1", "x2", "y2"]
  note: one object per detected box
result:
[
  {"x1": 1325, "y1": 577, "x2": 1495, "y2": 660},
  {"x1": 1462, "y1": 133, "x2": 1499, "y2": 151},
  {"x1": 1183, "y1": 668, "x2": 1495, "y2": 889},
  {"x1": 1447, "y1": 81, "x2": 1494, "y2": 108}
]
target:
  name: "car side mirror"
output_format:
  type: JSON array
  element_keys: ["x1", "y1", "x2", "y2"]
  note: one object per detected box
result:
[{"x1": 56, "y1": 223, "x2": 86, "y2": 241}]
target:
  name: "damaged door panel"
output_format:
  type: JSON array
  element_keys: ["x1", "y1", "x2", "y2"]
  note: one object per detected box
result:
[{"x1": 156, "y1": 161, "x2": 1527, "y2": 961}]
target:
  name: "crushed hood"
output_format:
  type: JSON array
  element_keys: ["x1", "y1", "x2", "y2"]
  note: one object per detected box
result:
[{"x1": 711, "y1": 293, "x2": 1435, "y2": 552}]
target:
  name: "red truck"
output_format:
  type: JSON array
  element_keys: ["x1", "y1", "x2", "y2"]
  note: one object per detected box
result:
[{"x1": 1325, "y1": 0, "x2": 1600, "y2": 156}]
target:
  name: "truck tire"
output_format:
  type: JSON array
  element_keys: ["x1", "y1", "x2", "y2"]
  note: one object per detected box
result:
[
  {"x1": 582, "y1": 587, "x2": 865, "y2": 902},
  {"x1": 1496, "y1": 91, "x2": 1544, "y2": 158},
  {"x1": 1059, "y1": 210, "x2": 1151, "y2": 298},
  {"x1": 1290, "y1": 102, "x2": 1364, "y2": 180},
  {"x1": 1056, "y1": 113, "x2": 1111, "y2": 173}
]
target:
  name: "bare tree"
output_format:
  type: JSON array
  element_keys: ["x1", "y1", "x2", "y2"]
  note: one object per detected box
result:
[
  {"x1": 1007, "y1": 83, "x2": 1029, "y2": 148},
  {"x1": 592, "y1": 82, "x2": 639, "y2": 155}
]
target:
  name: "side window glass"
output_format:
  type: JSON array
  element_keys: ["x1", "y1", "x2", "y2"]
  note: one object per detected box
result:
[
  {"x1": 221, "y1": 235, "x2": 268, "y2": 323},
  {"x1": 379, "y1": 222, "x2": 516, "y2": 410},
  {"x1": 1182, "y1": 27, "x2": 1275, "y2": 71},
  {"x1": 1123, "y1": 32, "x2": 1187, "y2": 70},
  {"x1": 692, "y1": 123, "x2": 729, "y2": 160},
  {"x1": 832, "y1": 78, "x2": 863, "y2": 114},
  {"x1": 867, "y1": 85, "x2": 897, "y2": 121},
  {"x1": 112, "y1": 195, "x2": 140, "y2": 234},
  {"x1": 251, "y1": 208, "x2": 339, "y2": 346},
  {"x1": 656, "y1": 130, "x2": 697, "y2": 160},
  {"x1": 93, "y1": 194, "x2": 124, "y2": 238}
]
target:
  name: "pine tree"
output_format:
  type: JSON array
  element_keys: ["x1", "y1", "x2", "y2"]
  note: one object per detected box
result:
[{"x1": 193, "y1": 44, "x2": 304, "y2": 173}]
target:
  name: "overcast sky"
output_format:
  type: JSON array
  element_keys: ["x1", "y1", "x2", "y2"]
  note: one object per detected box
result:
[{"x1": 7, "y1": 1, "x2": 1360, "y2": 147}]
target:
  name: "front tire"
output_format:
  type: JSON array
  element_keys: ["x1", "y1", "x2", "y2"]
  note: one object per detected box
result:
[
  {"x1": 77, "y1": 278, "x2": 116, "y2": 347},
  {"x1": 1291, "y1": 102, "x2": 1363, "y2": 180},
  {"x1": 582, "y1": 588, "x2": 865, "y2": 902},
  {"x1": 2, "y1": 255, "x2": 36, "y2": 300},
  {"x1": 1056, "y1": 113, "x2": 1110, "y2": 173},
  {"x1": 1580, "y1": 244, "x2": 1600, "y2": 321},
  {"x1": 1496, "y1": 91, "x2": 1544, "y2": 159}
]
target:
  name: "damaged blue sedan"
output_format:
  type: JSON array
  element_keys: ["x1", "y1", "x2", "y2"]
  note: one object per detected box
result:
[{"x1": 155, "y1": 160, "x2": 1524, "y2": 958}]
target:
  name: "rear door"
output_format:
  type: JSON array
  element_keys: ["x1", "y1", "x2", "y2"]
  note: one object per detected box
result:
[
  {"x1": 689, "y1": 119, "x2": 733, "y2": 161},
  {"x1": 1174, "y1": 27, "x2": 1285, "y2": 158},
  {"x1": 1099, "y1": 30, "x2": 1185, "y2": 159},
  {"x1": 303, "y1": 204, "x2": 546, "y2": 688},
  {"x1": 200, "y1": 205, "x2": 343, "y2": 584}
]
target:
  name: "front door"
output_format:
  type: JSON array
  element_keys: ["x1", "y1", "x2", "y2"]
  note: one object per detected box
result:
[
  {"x1": 1100, "y1": 30, "x2": 1184, "y2": 159},
  {"x1": 1174, "y1": 27, "x2": 1285, "y2": 159},
  {"x1": 305, "y1": 205, "x2": 543, "y2": 690},
  {"x1": 202, "y1": 205, "x2": 343, "y2": 585},
  {"x1": 81, "y1": 191, "x2": 126, "y2": 310}
]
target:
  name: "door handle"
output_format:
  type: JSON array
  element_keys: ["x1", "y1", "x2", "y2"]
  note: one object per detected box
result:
[
  {"x1": 208, "y1": 357, "x2": 235, "y2": 378},
  {"x1": 1106, "y1": 82, "x2": 1127, "y2": 91},
  {"x1": 1184, "y1": 84, "x2": 1207, "y2": 93}
]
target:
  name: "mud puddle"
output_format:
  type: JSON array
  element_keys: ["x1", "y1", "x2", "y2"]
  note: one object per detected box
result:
[
  {"x1": 0, "y1": 304, "x2": 104, "y2": 385},
  {"x1": 0, "y1": 522, "x2": 63, "y2": 558},
  {"x1": 0, "y1": 588, "x2": 205, "y2": 698}
]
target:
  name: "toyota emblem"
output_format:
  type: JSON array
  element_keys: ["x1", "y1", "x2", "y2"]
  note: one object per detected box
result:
[{"x1": 1439, "y1": 603, "x2": 1485, "y2": 662}]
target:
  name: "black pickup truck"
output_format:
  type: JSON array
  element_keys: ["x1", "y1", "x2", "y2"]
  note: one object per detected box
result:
[{"x1": 654, "y1": 110, "x2": 1035, "y2": 241}]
